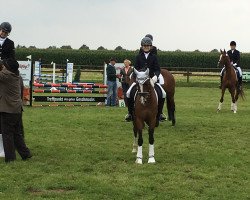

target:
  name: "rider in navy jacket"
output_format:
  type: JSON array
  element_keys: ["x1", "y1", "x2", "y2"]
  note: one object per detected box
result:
[
  {"x1": 134, "y1": 50, "x2": 160, "y2": 78},
  {"x1": 220, "y1": 41, "x2": 242, "y2": 90},
  {"x1": 125, "y1": 37, "x2": 165, "y2": 124},
  {"x1": 0, "y1": 22, "x2": 15, "y2": 60}
]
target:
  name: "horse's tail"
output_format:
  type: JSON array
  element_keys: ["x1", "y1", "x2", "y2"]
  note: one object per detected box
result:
[{"x1": 239, "y1": 87, "x2": 245, "y2": 100}]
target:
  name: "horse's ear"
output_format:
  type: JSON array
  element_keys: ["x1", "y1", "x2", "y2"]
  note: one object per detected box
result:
[
  {"x1": 145, "y1": 68, "x2": 149, "y2": 75},
  {"x1": 223, "y1": 49, "x2": 226, "y2": 54},
  {"x1": 134, "y1": 68, "x2": 139, "y2": 75},
  {"x1": 220, "y1": 49, "x2": 223, "y2": 54}
]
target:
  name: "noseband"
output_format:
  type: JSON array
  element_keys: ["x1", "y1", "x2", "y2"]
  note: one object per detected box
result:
[{"x1": 136, "y1": 78, "x2": 151, "y2": 104}]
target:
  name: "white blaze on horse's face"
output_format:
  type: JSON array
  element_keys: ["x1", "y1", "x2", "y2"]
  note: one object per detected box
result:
[
  {"x1": 134, "y1": 68, "x2": 150, "y2": 105},
  {"x1": 219, "y1": 54, "x2": 223, "y2": 62}
]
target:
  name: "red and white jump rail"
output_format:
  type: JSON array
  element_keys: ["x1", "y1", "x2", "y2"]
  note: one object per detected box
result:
[
  {"x1": 33, "y1": 83, "x2": 108, "y2": 88},
  {"x1": 33, "y1": 89, "x2": 107, "y2": 94}
]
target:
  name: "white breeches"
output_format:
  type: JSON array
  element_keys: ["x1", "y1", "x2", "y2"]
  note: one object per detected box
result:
[{"x1": 237, "y1": 67, "x2": 242, "y2": 77}]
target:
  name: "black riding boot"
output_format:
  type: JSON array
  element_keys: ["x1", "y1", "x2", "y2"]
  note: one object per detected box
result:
[
  {"x1": 238, "y1": 76, "x2": 242, "y2": 91},
  {"x1": 125, "y1": 97, "x2": 134, "y2": 121},
  {"x1": 156, "y1": 98, "x2": 165, "y2": 127}
]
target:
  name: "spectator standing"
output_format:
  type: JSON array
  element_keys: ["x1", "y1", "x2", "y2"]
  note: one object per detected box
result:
[
  {"x1": 0, "y1": 58, "x2": 31, "y2": 163},
  {"x1": 120, "y1": 59, "x2": 133, "y2": 118},
  {"x1": 106, "y1": 58, "x2": 117, "y2": 106}
]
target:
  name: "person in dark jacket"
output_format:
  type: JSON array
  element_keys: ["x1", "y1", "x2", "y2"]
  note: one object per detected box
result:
[
  {"x1": 0, "y1": 22, "x2": 15, "y2": 60},
  {"x1": 220, "y1": 41, "x2": 242, "y2": 90},
  {"x1": 139, "y1": 34, "x2": 157, "y2": 55},
  {"x1": 0, "y1": 22, "x2": 16, "y2": 157},
  {"x1": 106, "y1": 58, "x2": 117, "y2": 106},
  {"x1": 0, "y1": 58, "x2": 31, "y2": 162},
  {"x1": 125, "y1": 37, "x2": 165, "y2": 124}
]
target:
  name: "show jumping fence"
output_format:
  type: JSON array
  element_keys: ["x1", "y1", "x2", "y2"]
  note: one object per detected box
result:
[{"x1": 32, "y1": 64, "x2": 107, "y2": 106}]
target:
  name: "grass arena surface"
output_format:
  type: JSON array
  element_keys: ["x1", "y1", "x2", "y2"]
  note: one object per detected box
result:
[{"x1": 0, "y1": 87, "x2": 249, "y2": 199}]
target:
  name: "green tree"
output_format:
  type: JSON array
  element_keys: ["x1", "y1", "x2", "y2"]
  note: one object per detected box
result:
[
  {"x1": 210, "y1": 49, "x2": 219, "y2": 53},
  {"x1": 115, "y1": 46, "x2": 126, "y2": 51},
  {"x1": 79, "y1": 44, "x2": 90, "y2": 50},
  {"x1": 73, "y1": 66, "x2": 81, "y2": 82},
  {"x1": 60, "y1": 45, "x2": 72, "y2": 49},
  {"x1": 16, "y1": 44, "x2": 27, "y2": 49},
  {"x1": 97, "y1": 46, "x2": 107, "y2": 50},
  {"x1": 47, "y1": 46, "x2": 57, "y2": 49}
]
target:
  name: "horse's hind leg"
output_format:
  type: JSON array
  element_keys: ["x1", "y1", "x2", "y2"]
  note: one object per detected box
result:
[
  {"x1": 132, "y1": 126, "x2": 137, "y2": 153},
  {"x1": 167, "y1": 96, "x2": 176, "y2": 126},
  {"x1": 148, "y1": 127, "x2": 155, "y2": 164},
  {"x1": 167, "y1": 97, "x2": 171, "y2": 121},
  {"x1": 135, "y1": 129, "x2": 143, "y2": 164}
]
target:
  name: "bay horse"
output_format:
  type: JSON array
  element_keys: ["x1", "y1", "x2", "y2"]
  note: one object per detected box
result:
[
  {"x1": 132, "y1": 68, "x2": 158, "y2": 164},
  {"x1": 217, "y1": 49, "x2": 244, "y2": 113},
  {"x1": 126, "y1": 68, "x2": 176, "y2": 126}
]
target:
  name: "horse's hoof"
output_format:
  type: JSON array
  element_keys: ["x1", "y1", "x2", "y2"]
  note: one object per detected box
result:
[
  {"x1": 234, "y1": 111, "x2": 237, "y2": 114},
  {"x1": 148, "y1": 157, "x2": 155, "y2": 164},
  {"x1": 172, "y1": 119, "x2": 176, "y2": 126},
  {"x1": 132, "y1": 148, "x2": 137, "y2": 153},
  {"x1": 135, "y1": 158, "x2": 142, "y2": 164}
]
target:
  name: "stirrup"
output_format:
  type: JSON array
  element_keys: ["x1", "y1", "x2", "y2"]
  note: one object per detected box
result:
[
  {"x1": 159, "y1": 114, "x2": 167, "y2": 122},
  {"x1": 125, "y1": 114, "x2": 132, "y2": 121}
]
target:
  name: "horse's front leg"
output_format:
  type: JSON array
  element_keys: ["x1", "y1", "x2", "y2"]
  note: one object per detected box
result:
[
  {"x1": 148, "y1": 127, "x2": 155, "y2": 164},
  {"x1": 217, "y1": 88, "x2": 225, "y2": 112},
  {"x1": 135, "y1": 129, "x2": 143, "y2": 164},
  {"x1": 132, "y1": 126, "x2": 138, "y2": 153},
  {"x1": 230, "y1": 87, "x2": 237, "y2": 113}
]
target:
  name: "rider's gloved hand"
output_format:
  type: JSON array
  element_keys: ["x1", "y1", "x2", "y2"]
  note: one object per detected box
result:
[{"x1": 233, "y1": 63, "x2": 237, "y2": 67}]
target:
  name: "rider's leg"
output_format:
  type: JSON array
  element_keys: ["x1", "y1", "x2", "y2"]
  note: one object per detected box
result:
[
  {"x1": 154, "y1": 84, "x2": 165, "y2": 125},
  {"x1": 237, "y1": 67, "x2": 243, "y2": 89},
  {"x1": 125, "y1": 83, "x2": 136, "y2": 121}
]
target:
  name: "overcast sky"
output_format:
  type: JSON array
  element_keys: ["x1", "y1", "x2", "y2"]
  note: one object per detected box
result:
[{"x1": 2, "y1": 0, "x2": 250, "y2": 52}]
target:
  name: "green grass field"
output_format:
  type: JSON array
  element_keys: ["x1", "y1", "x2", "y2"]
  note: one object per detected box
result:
[{"x1": 0, "y1": 86, "x2": 249, "y2": 199}]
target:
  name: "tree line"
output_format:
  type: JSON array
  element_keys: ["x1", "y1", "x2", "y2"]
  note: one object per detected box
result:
[{"x1": 16, "y1": 44, "x2": 220, "y2": 53}]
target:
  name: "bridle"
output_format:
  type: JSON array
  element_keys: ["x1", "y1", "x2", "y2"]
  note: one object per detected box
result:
[{"x1": 136, "y1": 78, "x2": 151, "y2": 105}]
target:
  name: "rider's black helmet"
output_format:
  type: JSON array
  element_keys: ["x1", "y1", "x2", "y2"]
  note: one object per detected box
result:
[
  {"x1": 141, "y1": 37, "x2": 152, "y2": 46},
  {"x1": 230, "y1": 41, "x2": 236, "y2": 46},
  {"x1": 145, "y1": 34, "x2": 153, "y2": 41},
  {"x1": 0, "y1": 22, "x2": 12, "y2": 33}
]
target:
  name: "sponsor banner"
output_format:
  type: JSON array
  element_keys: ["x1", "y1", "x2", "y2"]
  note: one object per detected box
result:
[
  {"x1": 66, "y1": 63, "x2": 74, "y2": 83},
  {"x1": 33, "y1": 96, "x2": 106, "y2": 102},
  {"x1": 18, "y1": 61, "x2": 32, "y2": 105}
]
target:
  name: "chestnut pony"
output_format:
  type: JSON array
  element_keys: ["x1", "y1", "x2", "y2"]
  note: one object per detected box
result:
[
  {"x1": 217, "y1": 49, "x2": 244, "y2": 113},
  {"x1": 125, "y1": 68, "x2": 176, "y2": 126},
  {"x1": 132, "y1": 68, "x2": 158, "y2": 164}
]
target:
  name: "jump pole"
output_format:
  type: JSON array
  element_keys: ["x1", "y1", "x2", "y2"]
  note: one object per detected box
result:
[{"x1": 51, "y1": 62, "x2": 56, "y2": 83}]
